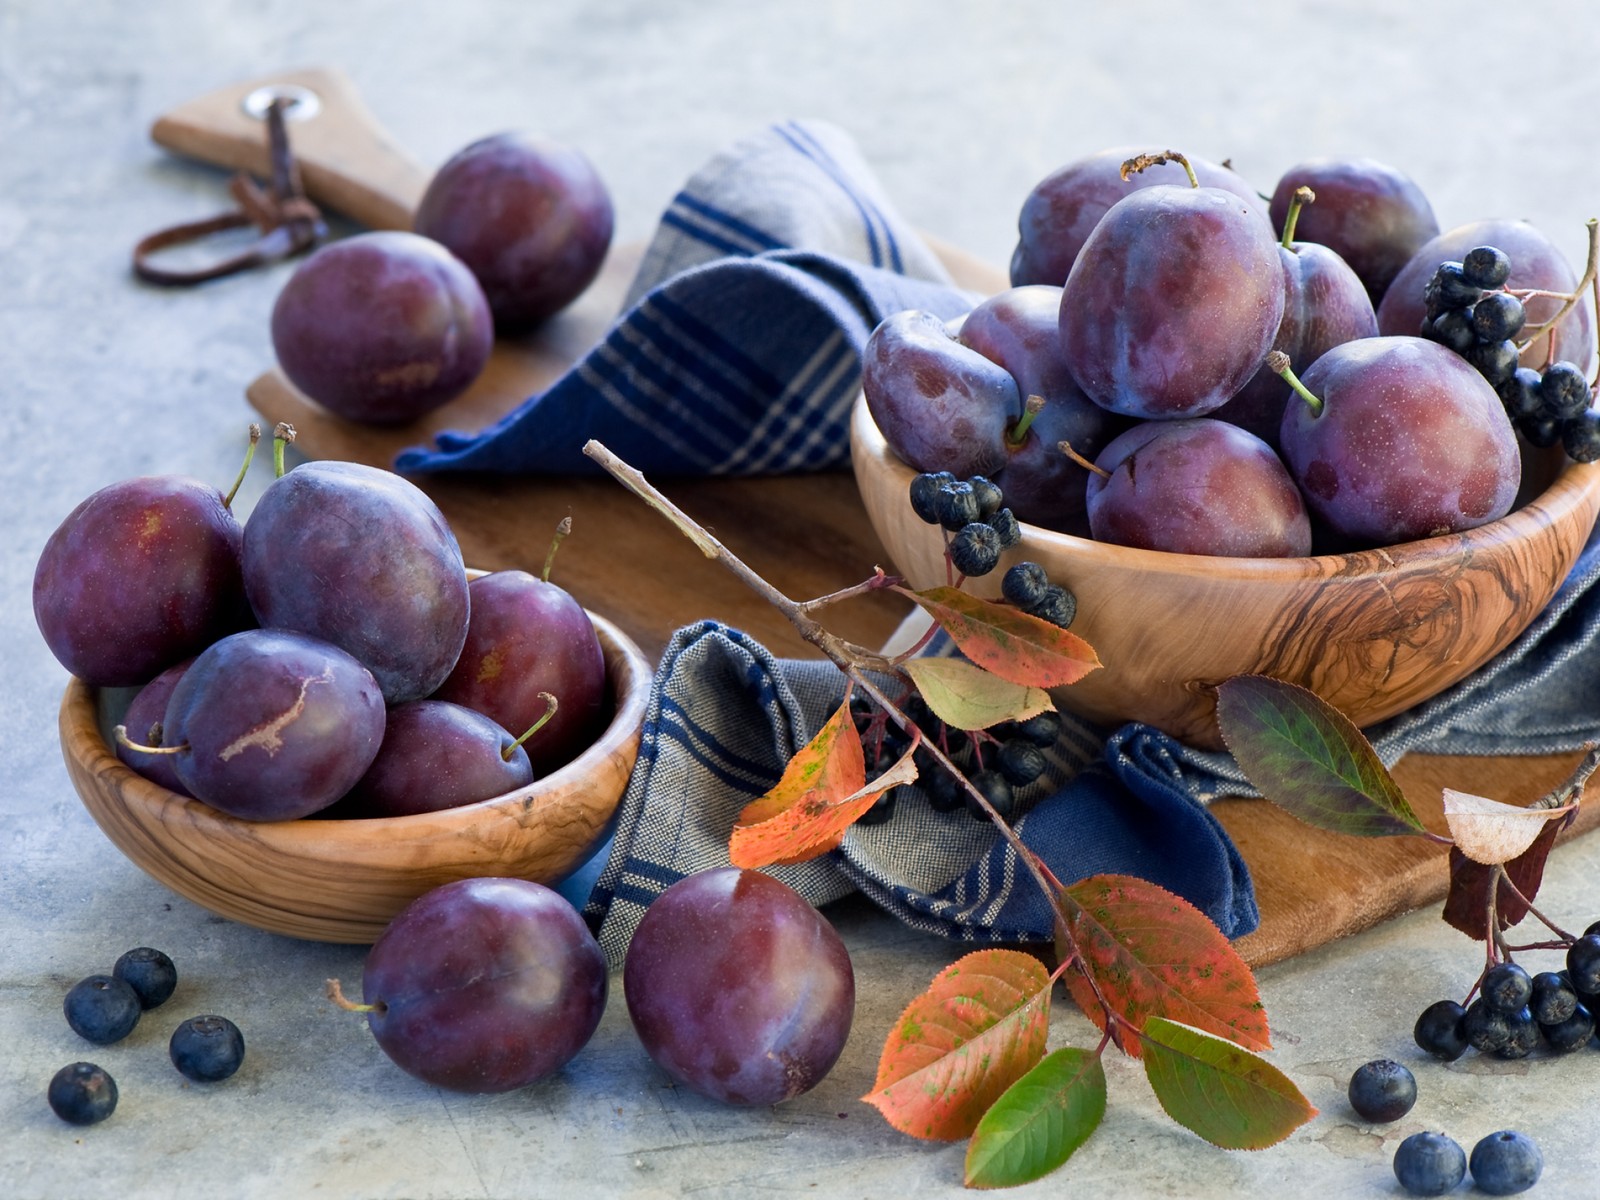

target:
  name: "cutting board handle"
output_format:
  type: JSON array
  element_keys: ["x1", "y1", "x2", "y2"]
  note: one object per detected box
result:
[{"x1": 150, "y1": 67, "x2": 429, "y2": 231}]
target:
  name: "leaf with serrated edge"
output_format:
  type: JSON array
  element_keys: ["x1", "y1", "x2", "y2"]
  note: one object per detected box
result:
[
  {"x1": 1215, "y1": 675, "x2": 1423, "y2": 837},
  {"x1": 729, "y1": 696, "x2": 915, "y2": 869},
  {"x1": 903, "y1": 656, "x2": 1054, "y2": 731},
  {"x1": 964, "y1": 1047, "x2": 1107, "y2": 1189},
  {"x1": 904, "y1": 586, "x2": 1100, "y2": 688},
  {"x1": 1442, "y1": 789, "x2": 1575, "y2": 866},
  {"x1": 1139, "y1": 1017, "x2": 1315, "y2": 1150},
  {"x1": 864, "y1": 949, "x2": 1051, "y2": 1142},
  {"x1": 1058, "y1": 874, "x2": 1269, "y2": 1059}
]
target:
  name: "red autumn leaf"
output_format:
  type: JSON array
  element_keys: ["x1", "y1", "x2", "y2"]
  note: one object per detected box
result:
[
  {"x1": 1058, "y1": 874, "x2": 1269, "y2": 1059},
  {"x1": 863, "y1": 949, "x2": 1052, "y2": 1142},
  {"x1": 900, "y1": 586, "x2": 1101, "y2": 689},
  {"x1": 1441, "y1": 805, "x2": 1576, "y2": 938},
  {"x1": 728, "y1": 697, "x2": 918, "y2": 868}
]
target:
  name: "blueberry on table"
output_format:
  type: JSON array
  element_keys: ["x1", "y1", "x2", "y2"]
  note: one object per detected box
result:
[
  {"x1": 1539, "y1": 1000, "x2": 1594, "y2": 1053},
  {"x1": 1481, "y1": 962, "x2": 1534, "y2": 1014},
  {"x1": 1531, "y1": 970, "x2": 1578, "y2": 1025},
  {"x1": 1346, "y1": 1058, "x2": 1416, "y2": 1123},
  {"x1": 1469, "y1": 1130, "x2": 1543, "y2": 1195},
  {"x1": 1393, "y1": 1131, "x2": 1467, "y2": 1196},
  {"x1": 1566, "y1": 932, "x2": 1600, "y2": 993},
  {"x1": 1413, "y1": 999, "x2": 1469, "y2": 1061},
  {"x1": 113, "y1": 947, "x2": 177, "y2": 1010},
  {"x1": 47, "y1": 1062, "x2": 117, "y2": 1126},
  {"x1": 64, "y1": 976, "x2": 141, "y2": 1045},
  {"x1": 169, "y1": 1015, "x2": 245, "y2": 1082},
  {"x1": 1491, "y1": 1007, "x2": 1540, "y2": 1060}
]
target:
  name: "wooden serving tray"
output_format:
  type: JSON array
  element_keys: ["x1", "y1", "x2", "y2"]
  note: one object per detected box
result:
[{"x1": 155, "y1": 68, "x2": 1598, "y2": 967}]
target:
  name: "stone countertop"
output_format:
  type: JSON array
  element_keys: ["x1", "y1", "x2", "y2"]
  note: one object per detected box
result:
[{"x1": 6, "y1": 3, "x2": 1600, "y2": 1197}]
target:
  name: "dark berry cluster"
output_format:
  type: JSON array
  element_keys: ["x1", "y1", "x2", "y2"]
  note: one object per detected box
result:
[
  {"x1": 909, "y1": 471, "x2": 1022, "y2": 578},
  {"x1": 47, "y1": 946, "x2": 245, "y2": 1128},
  {"x1": 850, "y1": 692, "x2": 1063, "y2": 828},
  {"x1": 1414, "y1": 932, "x2": 1600, "y2": 1065},
  {"x1": 1421, "y1": 245, "x2": 1600, "y2": 461}
]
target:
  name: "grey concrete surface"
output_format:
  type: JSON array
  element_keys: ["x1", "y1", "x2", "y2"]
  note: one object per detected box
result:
[{"x1": 6, "y1": 1, "x2": 1600, "y2": 1196}]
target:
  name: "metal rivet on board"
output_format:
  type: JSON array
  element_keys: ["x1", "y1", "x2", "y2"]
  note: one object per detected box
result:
[{"x1": 241, "y1": 84, "x2": 321, "y2": 122}]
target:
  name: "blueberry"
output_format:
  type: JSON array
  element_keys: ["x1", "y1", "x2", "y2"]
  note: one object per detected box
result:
[
  {"x1": 986, "y1": 507, "x2": 1022, "y2": 549},
  {"x1": 1462, "y1": 245, "x2": 1513, "y2": 289},
  {"x1": 1498, "y1": 367, "x2": 1544, "y2": 420},
  {"x1": 949, "y1": 522, "x2": 1003, "y2": 578},
  {"x1": 1463, "y1": 996, "x2": 1512, "y2": 1052},
  {"x1": 1562, "y1": 410, "x2": 1600, "y2": 463},
  {"x1": 935, "y1": 480, "x2": 981, "y2": 531},
  {"x1": 113, "y1": 947, "x2": 177, "y2": 1010},
  {"x1": 1429, "y1": 308, "x2": 1477, "y2": 354},
  {"x1": 47, "y1": 1062, "x2": 118, "y2": 1126},
  {"x1": 64, "y1": 975, "x2": 141, "y2": 1046},
  {"x1": 169, "y1": 1015, "x2": 245, "y2": 1082},
  {"x1": 1394, "y1": 1131, "x2": 1467, "y2": 1197},
  {"x1": 967, "y1": 475, "x2": 1004, "y2": 519},
  {"x1": 1469, "y1": 339, "x2": 1520, "y2": 387},
  {"x1": 1346, "y1": 1058, "x2": 1416, "y2": 1123},
  {"x1": 1001, "y1": 561, "x2": 1050, "y2": 609},
  {"x1": 1491, "y1": 1006, "x2": 1540, "y2": 1059},
  {"x1": 1471, "y1": 291, "x2": 1526, "y2": 343},
  {"x1": 997, "y1": 738, "x2": 1046, "y2": 787},
  {"x1": 1013, "y1": 710, "x2": 1063, "y2": 748},
  {"x1": 1531, "y1": 970, "x2": 1578, "y2": 1025},
  {"x1": 909, "y1": 471, "x2": 955, "y2": 524},
  {"x1": 922, "y1": 764, "x2": 965, "y2": 814},
  {"x1": 1431, "y1": 261, "x2": 1483, "y2": 310},
  {"x1": 1518, "y1": 410, "x2": 1564, "y2": 448},
  {"x1": 1540, "y1": 361, "x2": 1591, "y2": 420},
  {"x1": 1540, "y1": 1000, "x2": 1593, "y2": 1053},
  {"x1": 1027, "y1": 584, "x2": 1077, "y2": 629},
  {"x1": 1567, "y1": 932, "x2": 1600, "y2": 993},
  {"x1": 1481, "y1": 962, "x2": 1533, "y2": 1014},
  {"x1": 1414, "y1": 999, "x2": 1469, "y2": 1061},
  {"x1": 965, "y1": 768, "x2": 1015, "y2": 822},
  {"x1": 1469, "y1": 1130, "x2": 1543, "y2": 1195}
]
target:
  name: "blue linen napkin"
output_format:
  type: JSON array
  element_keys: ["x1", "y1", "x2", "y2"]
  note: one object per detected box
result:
[{"x1": 398, "y1": 118, "x2": 1599, "y2": 962}]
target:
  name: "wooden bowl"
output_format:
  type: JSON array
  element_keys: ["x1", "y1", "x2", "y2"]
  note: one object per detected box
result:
[
  {"x1": 851, "y1": 394, "x2": 1600, "y2": 749},
  {"x1": 59, "y1": 612, "x2": 651, "y2": 943}
]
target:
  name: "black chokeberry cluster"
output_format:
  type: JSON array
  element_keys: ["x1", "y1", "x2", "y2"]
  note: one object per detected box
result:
[
  {"x1": 909, "y1": 471, "x2": 1022, "y2": 579},
  {"x1": 1421, "y1": 245, "x2": 1600, "y2": 462},
  {"x1": 1413, "y1": 933, "x2": 1600, "y2": 1064}
]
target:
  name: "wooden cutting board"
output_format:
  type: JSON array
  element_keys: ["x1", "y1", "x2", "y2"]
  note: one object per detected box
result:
[{"x1": 153, "y1": 68, "x2": 1598, "y2": 967}]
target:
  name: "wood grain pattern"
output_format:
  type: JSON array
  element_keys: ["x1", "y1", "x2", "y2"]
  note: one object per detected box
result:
[
  {"x1": 140, "y1": 67, "x2": 1600, "y2": 966},
  {"x1": 854, "y1": 396, "x2": 1600, "y2": 748},
  {"x1": 61, "y1": 615, "x2": 650, "y2": 944}
]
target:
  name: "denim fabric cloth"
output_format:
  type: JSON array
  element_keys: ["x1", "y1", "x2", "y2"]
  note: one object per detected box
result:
[{"x1": 394, "y1": 119, "x2": 1598, "y2": 960}]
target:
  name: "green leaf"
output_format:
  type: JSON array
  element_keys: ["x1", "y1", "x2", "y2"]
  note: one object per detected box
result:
[
  {"x1": 1139, "y1": 1017, "x2": 1316, "y2": 1151},
  {"x1": 903, "y1": 586, "x2": 1101, "y2": 689},
  {"x1": 903, "y1": 656, "x2": 1054, "y2": 731},
  {"x1": 1214, "y1": 675, "x2": 1423, "y2": 836},
  {"x1": 964, "y1": 1047, "x2": 1107, "y2": 1189}
]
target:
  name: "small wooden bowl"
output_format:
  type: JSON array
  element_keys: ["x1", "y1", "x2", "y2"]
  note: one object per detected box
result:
[
  {"x1": 59, "y1": 612, "x2": 651, "y2": 943},
  {"x1": 852, "y1": 394, "x2": 1600, "y2": 749}
]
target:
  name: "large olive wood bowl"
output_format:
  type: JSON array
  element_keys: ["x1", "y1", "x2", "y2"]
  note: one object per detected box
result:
[
  {"x1": 59, "y1": 611, "x2": 650, "y2": 944},
  {"x1": 852, "y1": 394, "x2": 1600, "y2": 749}
]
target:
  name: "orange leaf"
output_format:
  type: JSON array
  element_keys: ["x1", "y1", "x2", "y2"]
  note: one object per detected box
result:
[
  {"x1": 728, "y1": 700, "x2": 919, "y2": 868},
  {"x1": 863, "y1": 949, "x2": 1052, "y2": 1142},
  {"x1": 904, "y1": 586, "x2": 1101, "y2": 688},
  {"x1": 1058, "y1": 874, "x2": 1269, "y2": 1059}
]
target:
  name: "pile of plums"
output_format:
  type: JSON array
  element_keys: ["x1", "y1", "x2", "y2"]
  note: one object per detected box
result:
[
  {"x1": 865, "y1": 148, "x2": 1596, "y2": 557},
  {"x1": 271, "y1": 132, "x2": 614, "y2": 426},
  {"x1": 34, "y1": 427, "x2": 610, "y2": 822}
]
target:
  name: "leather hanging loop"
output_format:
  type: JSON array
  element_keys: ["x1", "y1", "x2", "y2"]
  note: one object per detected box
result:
[{"x1": 133, "y1": 97, "x2": 328, "y2": 286}]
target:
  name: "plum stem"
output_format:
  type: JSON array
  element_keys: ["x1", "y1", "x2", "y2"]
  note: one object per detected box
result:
[
  {"x1": 324, "y1": 978, "x2": 381, "y2": 1014},
  {"x1": 222, "y1": 423, "x2": 262, "y2": 510},
  {"x1": 1120, "y1": 150, "x2": 1197, "y2": 189},
  {"x1": 504, "y1": 692, "x2": 559, "y2": 761},
  {"x1": 542, "y1": 515, "x2": 572, "y2": 583},
  {"x1": 1268, "y1": 350, "x2": 1324, "y2": 417},
  {"x1": 272, "y1": 421, "x2": 297, "y2": 478},
  {"x1": 112, "y1": 724, "x2": 187, "y2": 756},
  {"x1": 1006, "y1": 394, "x2": 1045, "y2": 446},
  {"x1": 1058, "y1": 439, "x2": 1110, "y2": 480},
  {"x1": 1280, "y1": 186, "x2": 1315, "y2": 249},
  {"x1": 1516, "y1": 217, "x2": 1600, "y2": 351}
]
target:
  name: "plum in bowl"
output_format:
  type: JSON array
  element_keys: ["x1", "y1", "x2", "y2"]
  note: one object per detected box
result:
[
  {"x1": 851, "y1": 393, "x2": 1600, "y2": 750},
  {"x1": 58, "y1": 609, "x2": 649, "y2": 943}
]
